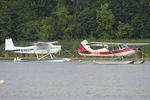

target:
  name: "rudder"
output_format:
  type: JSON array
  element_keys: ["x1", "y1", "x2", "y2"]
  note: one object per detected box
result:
[
  {"x1": 5, "y1": 38, "x2": 15, "y2": 51},
  {"x1": 78, "y1": 40, "x2": 92, "y2": 52}
]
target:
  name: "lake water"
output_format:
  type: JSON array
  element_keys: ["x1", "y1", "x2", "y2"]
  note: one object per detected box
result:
[{"x1": 0, "y1": 60, "x2": 150, "y2": 100}]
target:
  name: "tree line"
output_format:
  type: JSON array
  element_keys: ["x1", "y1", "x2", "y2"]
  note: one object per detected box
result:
[{"x1": 0, "y1": 0, "x2": 150, "y2": 43}]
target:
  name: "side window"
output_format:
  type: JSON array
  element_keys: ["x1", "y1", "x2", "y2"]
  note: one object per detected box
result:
[
  {"x1": 114, "y1": 46, "x2": 119, "y2": 50},
  {"x1": 108, "y1": 46, "x2": 119, "y2": 51},
  {"x1": 108, "y1": 47, "x2": 113, "y2": 51},
  {"x1": 121, "y1": 44, "x2": 128, "y2": 48},
  {"x1": 119, "y1": 45, "x2": 122, "y2": 49}
]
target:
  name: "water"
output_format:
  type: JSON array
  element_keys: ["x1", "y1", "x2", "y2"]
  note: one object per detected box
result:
[{"x1": 0, "y1": 60, "x2": 150, "y2": 100}]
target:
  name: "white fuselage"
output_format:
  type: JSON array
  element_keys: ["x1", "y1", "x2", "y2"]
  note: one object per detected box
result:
[
  {"x1": 9, "y1": 45, "x2": 61, "y2": 54},
  {"x1": 5, "y1": 38, "x2": 61, "y2": 54}
]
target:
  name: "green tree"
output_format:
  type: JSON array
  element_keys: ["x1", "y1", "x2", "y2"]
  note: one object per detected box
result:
[
  {"x1": 54, "y1": 3, "x2": 73, "y2": 39},
  {"x1": 37, "y1": 17, "x2": 55, "y2": 41},
  {"x1": 17, "y1": 20, "x2": 40, "y2": 41},
  {"x1": 96, "y1": 3, "x2": 115, "y2": 39},
  {"x1": 116, "y1": 22, "x2": 133, "y2": 38},
  {"x1": 0, "y1": 0, "x2": 11, "y2": 42},
  {"x1": 131, "y1": 0, "x2": 150, "y2": 38},
  {"x1": 17, "y1": 17, "x2": 55, "y2": 41},
  {"x1": 64, "y1": 22, "x2": 83, "y2": 39},
  {"x1": 78, "y1": 7, "x2": 96, "y2": 37}
]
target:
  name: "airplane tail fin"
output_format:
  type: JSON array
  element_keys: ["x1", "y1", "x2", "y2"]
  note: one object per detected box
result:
[
  {"x1": 78, "y1": 40, "x2": 92, "y2": 52},
  {"x1": 5, "y1": 38, "x2": 16, "y2": 51}
]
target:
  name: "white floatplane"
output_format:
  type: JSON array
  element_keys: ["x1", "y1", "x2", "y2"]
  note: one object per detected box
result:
[
  {"x1": 5, "y1": 38, "x2": 71, "y2": 62},
  {"x1": 78, "y1": 40, "x2": 149, "y2": 64}
]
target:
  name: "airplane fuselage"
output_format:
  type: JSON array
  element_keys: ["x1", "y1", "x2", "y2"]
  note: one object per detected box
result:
[
  {"x1": 78, "y1": 47, "x2": 137, "y2": 57},
  {"x1": 78, "y1": 40, "x2": 137, "y2": 57},
  {"x1": 7, "y1": 46, "x2": 61, "y2": 54}
]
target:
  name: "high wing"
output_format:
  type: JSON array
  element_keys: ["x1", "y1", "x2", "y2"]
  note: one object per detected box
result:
[
  {"x1": 125, "y1": 43, "x2": 149, "y2": 45},
  {"x1": 33, "y1": 41, "x2": 59, "y2": 49},
  {"x1": 88, "y1": 42, "x2": 149, "y2": 46},
  {"x1": 33, "y1": 41, "x2": 58, "y2": 44},
  {"x1": 87, "y1": 42, "x2": 121, "y2": 47}
]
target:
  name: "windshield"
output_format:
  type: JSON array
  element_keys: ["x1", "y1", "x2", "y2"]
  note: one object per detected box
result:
[{"x1": 120, "y1": 44, "x2": 128, "y2": 49}]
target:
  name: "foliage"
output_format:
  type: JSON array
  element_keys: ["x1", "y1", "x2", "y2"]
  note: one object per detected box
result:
[
  {"x1": 96, "y1": 3, "x2": 115, "y2": 39},
  {"x1": 78, "y1": 7, "x2": 96, "y2": 37},
  {"x1": 116, "y1": 22, "x2": 133, "y2": 38},
  {"x1": 0, "y1": 0, "x2": 149, "y2": 42}
]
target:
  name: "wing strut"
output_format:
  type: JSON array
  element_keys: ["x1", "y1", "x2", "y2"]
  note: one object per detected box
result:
[{"x1": 34, "y1": 50, "x2": 53, "y2": 60}]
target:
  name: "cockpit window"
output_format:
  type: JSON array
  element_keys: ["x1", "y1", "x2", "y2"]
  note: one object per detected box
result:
[
  {"x1": 107, "y1": 44, "x2": 128, "y2": 51},
  {"x1": 108, "y1": 45, "x2": 120, "y2": 51},
  {"x1": 120, "y1": 44, "x2": 128, "y2": 48},
  {"x1": 114, "y1": 46, "x2": 120, "y2": 50}
]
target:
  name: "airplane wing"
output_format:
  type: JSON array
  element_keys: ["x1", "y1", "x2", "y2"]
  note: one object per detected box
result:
[
  {"x1": 33, "y1": 41, "x2": 59, "y2": 49},
  {"x1": 88, "y1": 42, "x2": 121, "y2": 46},
  {"x1": 88, "y1": 42, "x2": 149, "y2": 46},
  {"x1": 125, "y1": 43, "x2": 149, "y2": 45},
  {"x1": 33, "y1": 42, "x2": 49, "y2": 49},
  {"x1": 34, "y1": 41, "x2": 58, "y2": 44}
]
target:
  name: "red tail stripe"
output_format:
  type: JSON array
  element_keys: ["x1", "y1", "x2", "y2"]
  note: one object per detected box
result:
[{"x1": 78, "y1": 43, "x2": 86, "y2": 51}]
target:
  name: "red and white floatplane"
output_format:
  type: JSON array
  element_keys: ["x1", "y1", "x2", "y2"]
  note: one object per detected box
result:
[{"x1": 78, "y1": 40, "x2": 149, "y2": 64}]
